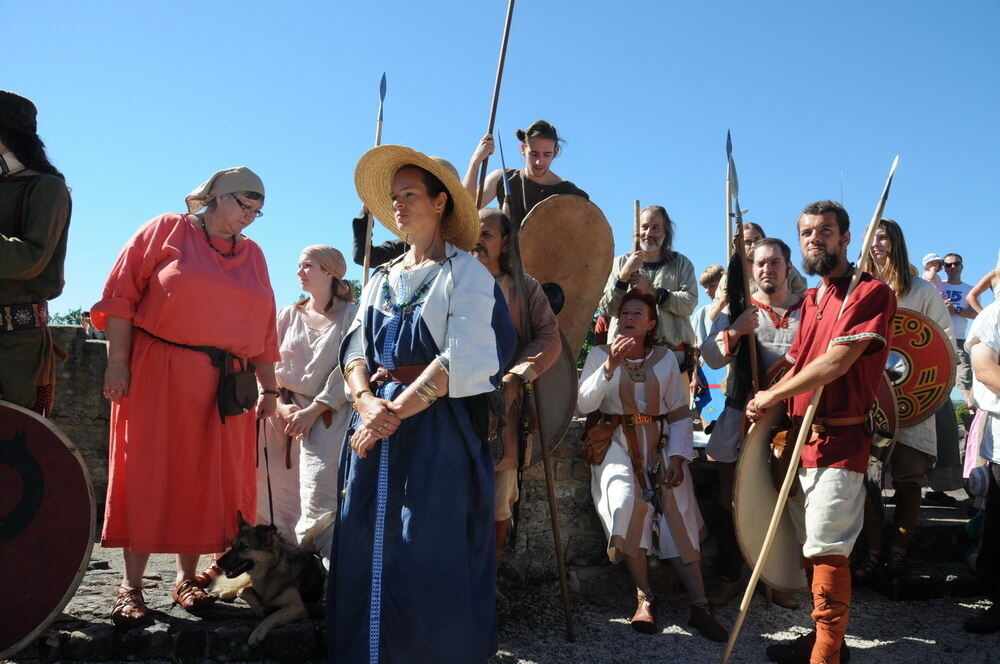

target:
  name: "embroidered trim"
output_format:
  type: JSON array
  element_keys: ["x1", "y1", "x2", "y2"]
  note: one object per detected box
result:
[{"x1": 830, "y1": 332, "x2": 885, "y2": 347}]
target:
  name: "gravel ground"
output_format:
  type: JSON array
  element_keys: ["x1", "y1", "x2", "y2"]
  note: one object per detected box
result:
[{"x1": 7, "y1": 543, "x2": 1000, "y2": 663}]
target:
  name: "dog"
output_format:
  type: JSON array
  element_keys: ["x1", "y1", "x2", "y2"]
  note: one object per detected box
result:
[{"x1": 214, "y1": 511, "x2": 327, "y2": 645}]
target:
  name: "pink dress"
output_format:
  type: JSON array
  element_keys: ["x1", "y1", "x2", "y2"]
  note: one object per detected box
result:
[{"x1": 92, "y1": 213, "x2": 279, "y2": 553}]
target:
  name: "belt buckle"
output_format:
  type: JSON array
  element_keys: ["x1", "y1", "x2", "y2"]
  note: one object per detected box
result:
[{"x1": 624, "y1": 414, "x2": 636, "y2": 426}]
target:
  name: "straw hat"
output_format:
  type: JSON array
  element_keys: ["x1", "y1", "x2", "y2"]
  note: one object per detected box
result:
[{"x1": 354, "y1": 145, "x2": 479, "y2": 251}]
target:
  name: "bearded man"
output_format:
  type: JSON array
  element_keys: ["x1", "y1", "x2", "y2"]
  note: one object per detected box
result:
[
  {"x1": 701, "y1": 238, "x2": 804, "y2": 609},
  {"x1": 472, "y1": 208, "x2": 562, "y2": 557},
  {"x1": 599, "y1": 205, "x2": 698, "y2": 372},
  {"x1": 746, "y1": 200, "x2": 896, "y2": 664}
]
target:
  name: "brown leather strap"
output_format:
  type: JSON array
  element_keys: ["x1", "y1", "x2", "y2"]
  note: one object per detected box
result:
[
  {"x1": 384, "y1": 364, "x2": 429, "y2": 386},
  {"x1": 811, "y1": 414, "x2": 867, "y2": 433}
]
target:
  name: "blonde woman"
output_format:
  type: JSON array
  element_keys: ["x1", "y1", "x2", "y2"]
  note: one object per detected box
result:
[{"x1": 252, "y1": 245, "x2": 357, "y2": 568}]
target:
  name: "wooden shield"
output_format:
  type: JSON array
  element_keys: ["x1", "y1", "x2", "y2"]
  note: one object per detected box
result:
[
  {"x1": 519, "y1": 195, "x2": 614, "y2": 357},
  {"x1": 733, "y1": 403, "x2": 808, "y2": 593},
  {"x1": 887, "y1": 308, "x2": 956, "y2": 427},
  {"x1": 870, "y1": 372, "x2": 900, "y2": 462},
  {"x1": 0, "y1": 401, "x2": 95, "y2": 658},
  {"x1": 527, "y1": 333, "x2": 579, "y2": 467}
]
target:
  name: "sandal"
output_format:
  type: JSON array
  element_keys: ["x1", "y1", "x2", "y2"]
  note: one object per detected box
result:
[
  {"x1": 172, "y1": 578, "x2": 217, "y2": 611},
  {"x1": 193, "y1": 562, "x2": 224, "y2": 588},
  {"x1": 111, "y1": 585, "x2": 151, "y2": 627}
]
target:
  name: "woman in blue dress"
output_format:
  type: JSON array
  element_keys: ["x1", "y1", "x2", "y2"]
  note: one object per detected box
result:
[{"x1": 328, "y1": 146, "x2": 515, "y2": 663}]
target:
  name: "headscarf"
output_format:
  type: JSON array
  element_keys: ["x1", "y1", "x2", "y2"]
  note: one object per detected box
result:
[
  {"x1": 185, "y1": 166, "x2": 265, "y2": 213},
  {"x1": 300, "y1": 244, "x2": 353, "y2": 302}
]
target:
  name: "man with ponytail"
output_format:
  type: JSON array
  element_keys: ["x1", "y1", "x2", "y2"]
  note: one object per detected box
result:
[
  {"x1": 464, "y1": 120, "x2": 588, "y2": 228},
  {"x1": 0, "y1": 90, "x2": 71, "y2": 416}
]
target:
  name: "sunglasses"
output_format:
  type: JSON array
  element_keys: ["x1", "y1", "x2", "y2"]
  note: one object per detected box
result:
[
  {"x1": 943, "y1": 262, "x2": 962, "y2": 267},
  {"x1": 230, "y1": 193, "x2": 263, "y2": 218}
]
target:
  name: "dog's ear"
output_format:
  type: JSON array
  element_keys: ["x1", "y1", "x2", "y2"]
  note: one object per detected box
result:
[{"x1": 236, "y1": 510, "x2": 250, "y2": 529}]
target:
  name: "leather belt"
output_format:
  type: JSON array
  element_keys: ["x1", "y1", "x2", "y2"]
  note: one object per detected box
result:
[
  {"x1": 1, "y1": 301, "x2": 48, "y2": 332},
  {"x1": 623, "y1": 413, "x2": 656, "y2": 426},
  {"x1": 808, "y1": 414, "x2": 868, "y2": 434},
  {"x1": 376, "y1": 364, "x2": 429, "y2": 386}
]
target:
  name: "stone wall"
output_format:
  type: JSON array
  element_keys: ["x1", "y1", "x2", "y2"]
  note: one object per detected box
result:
[
  {"x1": 42, "y1": 326, "x2": 610, "y2": 568},
  {"x1": 49, "y1": 325, "x2": 111, "y2": 529}
]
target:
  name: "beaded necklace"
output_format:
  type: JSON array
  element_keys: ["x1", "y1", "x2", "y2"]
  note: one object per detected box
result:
[
  {"x1": 199, "y1": 218, "x2": 236, "y2": 257},
  {"x1": 381, "y1": 278, "x2": 431, "y2": 316}
]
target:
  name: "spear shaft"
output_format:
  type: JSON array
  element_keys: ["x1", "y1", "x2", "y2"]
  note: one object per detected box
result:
[
  {"x1": 362, "y1": 73, "x2": 387, "y2": 286},
  {"x1": 475, "y1": 0, "x2": 516, "y2": 208}
]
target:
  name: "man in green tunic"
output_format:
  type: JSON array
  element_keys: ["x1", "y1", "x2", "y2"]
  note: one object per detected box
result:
[{"x1": 0, "y1": 90, "x2": 72, "y2": 415}]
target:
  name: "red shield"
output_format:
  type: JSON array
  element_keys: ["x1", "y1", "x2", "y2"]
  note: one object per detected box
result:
[
  {"x1": 887, "y1": 308, "x2": 956, "y2": 427},
  {"x1": 0, "y1": 401, "x2": 94, "y2": 658}
]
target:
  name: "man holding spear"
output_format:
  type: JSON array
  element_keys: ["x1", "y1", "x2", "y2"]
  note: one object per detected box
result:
[{"x1": 745, "y1": 200, "x2": 896, "y2": 664}]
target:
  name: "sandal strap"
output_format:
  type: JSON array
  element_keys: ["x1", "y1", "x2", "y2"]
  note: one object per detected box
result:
[{"x1": 637, "y1": 590, "x2": 656, "y2": 604}]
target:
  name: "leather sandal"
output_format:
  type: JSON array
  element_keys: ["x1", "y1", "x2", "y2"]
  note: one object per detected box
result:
[
  {"x1": 172, "y1": 578, "x2": 216, "y2": 611},
  {"x1": 111, "y1": 585, "x2": 151, "y2": 627},
  {"x1": 193, "y1": 562, "x2": 224, "y2": 588},
  {"x1": 630, "y1": 590, "x2": 657, "y2": 634}
]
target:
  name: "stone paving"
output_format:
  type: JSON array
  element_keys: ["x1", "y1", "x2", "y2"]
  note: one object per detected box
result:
[{"x1": 7, "y1": 494, "x2": 1000, "y2": 663}]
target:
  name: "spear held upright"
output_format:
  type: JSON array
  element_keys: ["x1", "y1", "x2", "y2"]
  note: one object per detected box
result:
[
  {"x1": 721, "y1": 155, "x2": 900, "y2": 664},
  {"x1": 475, "y1": 0, "x2": 516, "y2": 208},
  {"x1": 362, "y1": 72, "x2": 387, "y2": 286}
]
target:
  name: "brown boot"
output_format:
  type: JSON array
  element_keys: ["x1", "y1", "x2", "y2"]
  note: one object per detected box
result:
[
  {"x1": 689, "y1": 604, "x2": 729, "y2": 642},
  {"x1": 707, "y1": 575, "x2": 744, "y2": 607},
  {"x1": 630, "y1": 590, "x2": 657, "y2": 634},
  {"x1": 810, "y1": 555, "x2": 851, "y2": 664}
]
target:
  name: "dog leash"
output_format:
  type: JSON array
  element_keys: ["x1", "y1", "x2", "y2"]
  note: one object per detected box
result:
[{"x1": 255, "y1": 418, "x2": 276, "y2": 525}]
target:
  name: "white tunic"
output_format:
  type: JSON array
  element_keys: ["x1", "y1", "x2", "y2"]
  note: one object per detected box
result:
[
  {"x1": 896, "y1": 278, "x2": 954, "y2": 456},
  {"x1": 578, "y1": 344, "x2": 703, "y2": 563},
  {"x1": 257, "y1": 298, "x2": 357, "y2": 562}
]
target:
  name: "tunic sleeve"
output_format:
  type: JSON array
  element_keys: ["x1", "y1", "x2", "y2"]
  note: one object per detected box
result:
[
  {"x1": 598, "y1": 255, "x2": 627, "y2": 317},
  {"x1": 314, "y1": 303, "x2": 358, "y2": 411},
  {"x1": 700, "y1": 309, "x2": 734, "y2": 369},
  {"x1": 0, "y1": 176, "x2": 71, "y2": 281},
  {"x1": 659, "y1": 254, "x2": 698, "y2": 318},
  {"x1": 443, "y1": 254, "x2": 515, "y2": 398},
  {"x1": 508, "y1": 276, "x2": 562, "y2": 382},
  {"x1": 830, "y1": 279, "x2": 896, "y2": 355},
  {"x1": 91, "y1": 214, "x2": 177, "y2": 328},
  {"x1": 577, "y1": 346, "x2": 612, "y2": 413},
  {"x1": 660, "y1": 353, "x2": 695, "y2": 459}
]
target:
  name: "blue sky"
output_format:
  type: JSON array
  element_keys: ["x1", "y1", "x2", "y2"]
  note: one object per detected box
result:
[{"x1": 7, "y1": 1, "x2": 999, "y2": 315}]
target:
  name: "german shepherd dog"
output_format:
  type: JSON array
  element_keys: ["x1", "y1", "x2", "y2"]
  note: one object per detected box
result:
[{"x1": 214, "y1": 512, "x2": 326, "y2": 644}]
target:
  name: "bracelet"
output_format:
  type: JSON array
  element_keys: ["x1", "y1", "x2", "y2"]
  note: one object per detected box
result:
[
  {"x1": 414, "y1": 381, "x2": 437, "y2": 405},
  {"x1": 344, "y1": 359, "x2": 366, "y2": 382},
  {"x1": 615, "y1": 278, "x2": 629, "y2": 291},
  {"x1": 354, "y1": 388, "x2": 372, "y2": 400},
  {"x1": 261, "y1": 389, "x2": 279, "y2": 397},
  {"x1": 414, "y1": 389, "x2": 436, "y2": 405}
]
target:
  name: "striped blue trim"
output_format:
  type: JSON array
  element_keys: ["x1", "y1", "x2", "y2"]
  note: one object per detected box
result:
[{"x1": 368, "y1": 437, "x2": 390, "y2": 664}]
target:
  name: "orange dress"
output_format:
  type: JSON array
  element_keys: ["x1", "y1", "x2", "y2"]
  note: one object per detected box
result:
[{"x1": 92, "y1": 213, "x2": 279, "y2": 553}]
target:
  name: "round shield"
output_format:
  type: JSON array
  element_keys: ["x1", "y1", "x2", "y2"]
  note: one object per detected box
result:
[
  {"x1": 870, "y1": 372, "x2": 900, "y2": 463},
  {"x1": 0, "y1": 400, "x2": 95, "y2": 658},
  {"x1": 733, "y1": 403, "x2": 808, "y2": 593},
  {"x1": 526, "y1": 333, "x2": 579, "y2": 467},
  {"x1": 519, "y1": 195, "x2": 614, "y2": 357},
  {"x1": 886, "y1": 307, "x2": 956, "y2": 427}
]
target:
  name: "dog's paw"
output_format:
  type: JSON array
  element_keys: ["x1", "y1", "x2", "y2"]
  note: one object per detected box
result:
[{"x1": 248, "y1": 624, "x2": 269, "y2": 646}]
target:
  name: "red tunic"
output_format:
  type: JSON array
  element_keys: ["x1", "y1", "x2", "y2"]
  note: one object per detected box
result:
[
  {"x1": 785, "y1": 272, "x2": 895, "y2": 473},
  {"x1": 92, "y1": 213, "x2": 279, "y2": 553}
]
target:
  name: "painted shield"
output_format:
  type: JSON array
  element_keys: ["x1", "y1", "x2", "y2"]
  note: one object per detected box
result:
[
  {"x1": 519, "y1": 195, "x2": 614, "y2": 357},
  {"x1": 527, "y1": 333, "x2": 579, "y2": 467},
  {"x1": 886, "y1": 307, "x2": 956, "y2": 427},
  {"x1": 870, "y1": 372, "x2": 900, "y2": 463},
  {"x1": 733, "y1": 403, "x2": 808, "y2": 593},
  {"x1": 0, "y1": 401, "x2": 95, "y2": 658}
]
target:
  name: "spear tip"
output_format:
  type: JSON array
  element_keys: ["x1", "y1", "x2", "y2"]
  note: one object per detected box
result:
[{"x1": 379, "y1": 73, "x2": 387, "y2": 99}]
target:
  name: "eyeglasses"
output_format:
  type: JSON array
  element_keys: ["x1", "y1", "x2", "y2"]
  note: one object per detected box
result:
[
  {"x1": 230, "y1": 193, "x2": 263, "y2": 218},
  {"x1": 944, "y1": 262, "x2": 962, "y2": 267}
]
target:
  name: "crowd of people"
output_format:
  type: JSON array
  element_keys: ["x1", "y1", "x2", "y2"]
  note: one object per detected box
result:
[{"x1": 4, "y1": 87, "x2": 1000, "y2": 664}]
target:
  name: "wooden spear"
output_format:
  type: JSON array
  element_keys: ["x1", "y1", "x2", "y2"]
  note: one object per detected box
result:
[
  {"x1": 475, "y1": 0, "x2": 517, "y2": 208},
  {"x1": 361, "y1": 72, "x2": 387, "y2": 286},
  {"x1": 633, "y1": 200, "x2": 641, "y2": 252},
  {"x1": 721, "y1": 155, "x2": 900, "y2": 664},
  {"x1": 727, "y1": 134, "x2": 759, "y2": 394}
]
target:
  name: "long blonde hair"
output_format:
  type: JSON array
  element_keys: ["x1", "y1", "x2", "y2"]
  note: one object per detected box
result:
[
  {"x1": 858, "y1": 218, "x2": 912, "y2": 298},
  {"x1": 294, "y1": 245, "x2": 353, "y2": 310}
]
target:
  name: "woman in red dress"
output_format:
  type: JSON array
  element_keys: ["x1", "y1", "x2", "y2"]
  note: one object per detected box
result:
[{"x1": 92, "y1": 167, "x2": 280, "y2": 626}]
